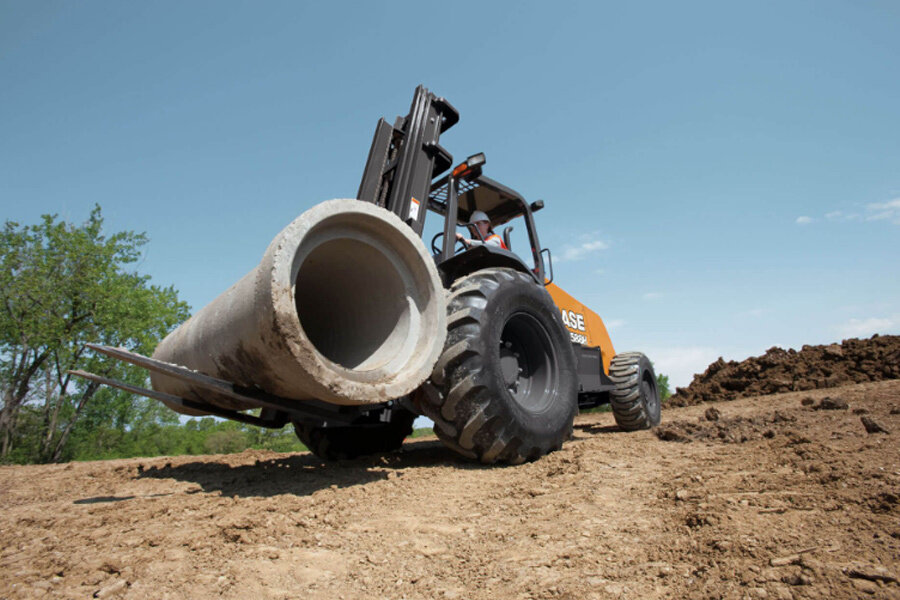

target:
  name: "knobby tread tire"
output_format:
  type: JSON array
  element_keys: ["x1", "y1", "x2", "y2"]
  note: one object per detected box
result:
[
  {"x1": 293, "y1": 409, "x2": 416, "y2": 460},
  {"x1": 421, "y1": 268, "x2": 578, "y2": 464},
  {"x1": 609, "y1": 352, "x2": 661, "y2": 431}
]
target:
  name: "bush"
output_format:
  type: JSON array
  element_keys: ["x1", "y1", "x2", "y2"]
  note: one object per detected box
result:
[{"x1": 204, "y1": 430, "x2": 249, "y2": 454}]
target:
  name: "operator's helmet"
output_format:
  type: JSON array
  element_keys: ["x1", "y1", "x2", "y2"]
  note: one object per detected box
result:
[{"x1": 468, "y1": 210, "x2": 490, "y2": 225}]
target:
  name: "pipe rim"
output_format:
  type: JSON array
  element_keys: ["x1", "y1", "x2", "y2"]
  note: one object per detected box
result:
[{"x1": 271, "y1": 199, "x2": 446, "y2": 402}]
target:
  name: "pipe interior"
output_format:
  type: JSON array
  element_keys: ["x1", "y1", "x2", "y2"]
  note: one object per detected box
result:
[{"x1": 294, "y1": 238, "x2": 412, "y2": 371}]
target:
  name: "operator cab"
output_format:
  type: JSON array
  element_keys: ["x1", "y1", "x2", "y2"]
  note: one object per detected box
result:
[{"x1": 427, "y1": 153, "x2": 550, "y2": 286}]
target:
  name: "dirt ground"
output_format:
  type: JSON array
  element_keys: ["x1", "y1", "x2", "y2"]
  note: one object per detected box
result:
[{"x1": 1, "y1": 380, "x2": 898, "y2": 600}]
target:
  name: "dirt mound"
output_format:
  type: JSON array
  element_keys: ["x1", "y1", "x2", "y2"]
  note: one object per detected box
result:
[{"x1": 668, "y1": 334, "x2": 900, "y2": 407}]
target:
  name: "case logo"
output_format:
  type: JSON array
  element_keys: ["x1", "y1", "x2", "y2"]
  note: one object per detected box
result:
[
  {"x1": 561, "y1": 309, "x2": 587, "y2": 343},
  {"x1": 561, "y1": 309, "x2": 585, "y2": 332}
]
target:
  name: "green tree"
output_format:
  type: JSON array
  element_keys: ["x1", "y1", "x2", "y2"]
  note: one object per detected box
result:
[
  {"x1": 204, "y1": 429, "x2": 250, "y2": 454},
  {"x1": 0, "y1": 206, "x2": 189, "y2": 463},
  {"x1": 656, "y1": 372, "x2": 671, "y2": 402}
]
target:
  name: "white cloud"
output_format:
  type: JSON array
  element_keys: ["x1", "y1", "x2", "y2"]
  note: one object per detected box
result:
[
  {"x1": 808, "y1": 198, "x2": 899, "y2": 226},
  {"x1": 822, "y1": 210, "x2": 862, "y2": 222},
  {"x1": 555, "y1": 238, "x2": 609, "y2": 263},
  {"x1": 604, "y1": 318, "x2": 626, "y2": 330},
  {"x1": 414, "y1": 415, "x2": 434, "y2": 429},
  {"x1": 642, "y1": 346, "x2": 722, "y2": 389},
  {"x1": 642, "y1": 292, "x2": 662, "y2": 300},
  {"x1": 836, "y1": 315, "x2": 900, "y2": 338},
  {"x1": 865, "y1": 198, "x2": 900, "y2": 224}
]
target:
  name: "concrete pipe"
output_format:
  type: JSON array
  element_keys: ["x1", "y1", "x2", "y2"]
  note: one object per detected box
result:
[{"x1": 150, "y1": 199, "x2": 447, "y2": 415}]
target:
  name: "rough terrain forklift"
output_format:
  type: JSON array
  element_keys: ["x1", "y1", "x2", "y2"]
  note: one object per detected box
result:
[{"x1": 73, "y1": 85, "x2": 661, "y2": 464}]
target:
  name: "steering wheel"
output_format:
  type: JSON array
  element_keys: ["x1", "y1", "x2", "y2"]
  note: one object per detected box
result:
[{"x1": 431, "y1": 231, "x2": 467, "y2": 255}]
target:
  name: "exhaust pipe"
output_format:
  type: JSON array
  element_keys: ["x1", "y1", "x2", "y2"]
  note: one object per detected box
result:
[{"x1": 150, "y1": 199, "x2": 447, "y2": 415}]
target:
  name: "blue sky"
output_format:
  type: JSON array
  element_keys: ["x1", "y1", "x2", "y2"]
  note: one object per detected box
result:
[{"x1": 2, "y1": 0, "x2": 898, "y2": 388}]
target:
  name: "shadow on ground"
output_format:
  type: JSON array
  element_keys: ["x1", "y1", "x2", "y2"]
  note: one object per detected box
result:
[
  {"x1": 573, "y1": 423, "x2": 621, "y2": 435},
  {"x1": 135, "y1": 438, "x2": 486, "y2": 498},
  {"x1": 132, "y1": 421, "x2": 629, "y2": 499}
]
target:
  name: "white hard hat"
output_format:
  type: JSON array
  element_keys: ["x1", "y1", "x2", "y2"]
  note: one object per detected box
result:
[{"x1": 469, "y1": 210, "x2": 490, "y2": 224}]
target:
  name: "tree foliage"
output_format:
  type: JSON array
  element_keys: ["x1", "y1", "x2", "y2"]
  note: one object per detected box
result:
[
  {"x1": 657, "y1": 373, "x2": 672, "y2": 402},
  {"x1": 61, "y1": 412, "x2": 308, "y2": 461},
  {"x1": 0, "y1": 206, "x2": 189, "y2": 463}
]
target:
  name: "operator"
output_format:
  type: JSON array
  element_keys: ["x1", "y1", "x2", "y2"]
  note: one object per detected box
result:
[{"x1": 456, "y1": 210, "x2": 508, "y2": 250}]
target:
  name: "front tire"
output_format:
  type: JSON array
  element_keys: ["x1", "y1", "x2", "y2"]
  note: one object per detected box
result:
[
  {"x1": 422, "y1": 268, "x2": 578, "y2": 464},
  {"x1": 608, "y1": 352, "x2": 661, "y2": 430}
]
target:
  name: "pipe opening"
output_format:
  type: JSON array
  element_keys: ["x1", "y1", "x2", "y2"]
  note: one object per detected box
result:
[{"x1": 294, "y1": 238, "x2": 412, "y2": 371}]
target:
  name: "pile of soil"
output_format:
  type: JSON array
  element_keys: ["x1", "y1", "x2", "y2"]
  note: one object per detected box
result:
[{"x1": 668, "y1": 334, "x2": 900, "y2": 407}]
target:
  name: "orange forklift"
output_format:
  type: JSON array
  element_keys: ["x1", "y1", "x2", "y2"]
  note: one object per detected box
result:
[{"x1": 359, "y1": 85, "x2": 662, "y2": 463}]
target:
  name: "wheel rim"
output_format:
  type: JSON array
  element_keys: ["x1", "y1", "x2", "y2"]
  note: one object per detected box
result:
[
  {"x1": 499, "y1": 312, "x2": 558, "y2": 413},
  {"x1": 642, "y1": 375, "x2": 660, "y2": 420},
  {"x1": 641, "y1": 378, "x2": 653, "y2": 406}
]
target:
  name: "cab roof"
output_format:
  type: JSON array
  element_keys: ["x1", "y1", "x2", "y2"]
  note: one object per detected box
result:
[{"x1": 428, "y1": 175, "x2": 530, "y2": 227}]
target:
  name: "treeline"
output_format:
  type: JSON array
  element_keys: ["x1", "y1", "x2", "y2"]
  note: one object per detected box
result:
[{"x1": 5, "y1": 395, "x2": 308, "y2": 463}]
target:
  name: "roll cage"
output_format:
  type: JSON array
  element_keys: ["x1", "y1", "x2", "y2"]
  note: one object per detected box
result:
[{"x1": 427, "y1": 170, "x2": 549, "y2": 285}]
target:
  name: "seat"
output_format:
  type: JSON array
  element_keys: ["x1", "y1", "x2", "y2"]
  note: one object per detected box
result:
[{"x1": 503, "y1": 225, "x2": 514, "y2": 251}]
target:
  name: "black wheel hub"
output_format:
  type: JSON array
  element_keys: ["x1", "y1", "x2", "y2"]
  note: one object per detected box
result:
[
  {"x1": 499, "y1": 312, "x2": 557, "y2": 413},
  {"x1": 641, "y1": 378, "x2": 653, "y2": 405}
]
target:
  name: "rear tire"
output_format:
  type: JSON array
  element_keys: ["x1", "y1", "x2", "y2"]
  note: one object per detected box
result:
[
  {"x1": 293, "y1": 408, "x2": 416, "y2": 460},
  {"x1": 609, "y1": 352, "x2": 661, "y2": 430},
  {"x1": 421, "y1": 268, "x2": 578, "y2": 464}
]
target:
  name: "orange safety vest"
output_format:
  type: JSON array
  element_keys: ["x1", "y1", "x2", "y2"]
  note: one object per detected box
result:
[{"x1": 485, "y1": 233, "x2": 508, "y2": 250}]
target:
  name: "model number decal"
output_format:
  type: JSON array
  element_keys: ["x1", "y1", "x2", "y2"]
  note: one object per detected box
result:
[
  {"x1": 560, "y1": 309, "x2": 586, "y2": 332},
  {"x1": 569, "y1": 332, "x2": 587, "y2": 344}
]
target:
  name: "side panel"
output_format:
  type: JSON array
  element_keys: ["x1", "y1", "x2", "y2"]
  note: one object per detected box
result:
[
  {"x1": 545, "y1": 282, "x2": 616, "y2": 375},
  {"x1": 573, "y1": 345, "x2": 604, "y2": 392}
]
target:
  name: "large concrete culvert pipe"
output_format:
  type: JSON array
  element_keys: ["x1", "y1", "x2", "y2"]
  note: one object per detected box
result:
[{"x1": 150, "y1": 199, "x2": 447, "y2": 415}]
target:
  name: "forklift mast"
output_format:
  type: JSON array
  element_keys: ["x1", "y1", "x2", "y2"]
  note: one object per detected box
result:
[{"x1": 357, "y1": 85, "x2": 459, "y2": 235}]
